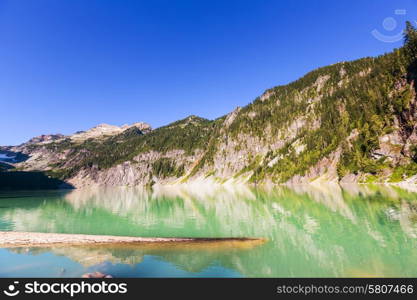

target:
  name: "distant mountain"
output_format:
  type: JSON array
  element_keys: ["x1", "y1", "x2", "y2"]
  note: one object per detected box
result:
[
  {"x1": 69, "y1": 122, "x2": 151, "y2": 142},
  {"x1": 26, "y1": 134, "x2": 66, "y2": 145},
  {"x1": 3, "y1": 22, "x2": 417, "y2": 188}
]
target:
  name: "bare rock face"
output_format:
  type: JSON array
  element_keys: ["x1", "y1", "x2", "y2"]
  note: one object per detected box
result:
[
  {"x1": 26, "y1": 134, "x2": 66, "y2": 145},
  {"x1": 340, "y1": 173, "x2": 365, "y2": 184},
  {"x1": 71, "y1": 122, "x2": 152, "y2": 142},
  {"x1": 125, "y1": 122, "x2": 152, "y2": 133},
  {"x1": 373, "y1": 131, "x2": 404, "y2": 163},
  {"x1": 68, "y1": 149, "x2": 201, "y2": 188},
  {"x1": 286, "y1": 149, "x2": 342, "y2": 184},
  {"x1": 260, "y1": 90, "x2": 274, "y2": 102},
  {"x1": 224, "y1": 107, "x2": 241, "y2": 128}
]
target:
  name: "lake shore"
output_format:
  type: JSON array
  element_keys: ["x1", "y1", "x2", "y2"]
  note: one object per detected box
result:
[{"x1": 0, "y1": 231, "x2": 263, "y2": 248}]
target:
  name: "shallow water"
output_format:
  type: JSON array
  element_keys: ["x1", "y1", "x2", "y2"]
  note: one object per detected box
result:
[{"x1": 1, "y1": 184, "x2": 417, "y2": 277}]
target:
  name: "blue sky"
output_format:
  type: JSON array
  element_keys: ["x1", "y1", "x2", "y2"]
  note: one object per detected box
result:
[{"x1": 1, "y1": 0, "x2": 416, "y2": 145}]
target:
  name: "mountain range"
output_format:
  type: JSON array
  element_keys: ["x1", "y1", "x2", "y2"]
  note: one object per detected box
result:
[{"x1": 2, "y1": 22, "x2": 417, "y2": 188}]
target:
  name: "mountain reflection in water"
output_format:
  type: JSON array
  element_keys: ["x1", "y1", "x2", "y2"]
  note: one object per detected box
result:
[{"x1": 1, "y1": 183, "x2": 417, "y2": 277}]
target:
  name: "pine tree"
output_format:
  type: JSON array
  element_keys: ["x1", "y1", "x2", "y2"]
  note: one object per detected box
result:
[{"x1": 404, "y1": 21, "x2": 417, "y2": 58}]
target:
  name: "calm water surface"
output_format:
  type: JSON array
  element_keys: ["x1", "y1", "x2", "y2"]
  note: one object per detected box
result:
[{"x1": 1, "y1": 184, "x2": 417, "y2": 277}]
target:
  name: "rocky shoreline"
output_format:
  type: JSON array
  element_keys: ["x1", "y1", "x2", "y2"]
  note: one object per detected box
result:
[{"x1": 0, "y1": 231, "x2": 263, "y2": 248}]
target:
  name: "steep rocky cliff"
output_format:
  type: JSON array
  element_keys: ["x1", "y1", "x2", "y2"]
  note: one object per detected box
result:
[{"x1": 2, "y1": 23, "x2": 417, "y2": 188}]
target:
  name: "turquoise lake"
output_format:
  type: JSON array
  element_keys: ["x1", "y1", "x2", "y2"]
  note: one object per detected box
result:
[{"x1": 1, "y1": 184, "x2": 417, "y2": 277}]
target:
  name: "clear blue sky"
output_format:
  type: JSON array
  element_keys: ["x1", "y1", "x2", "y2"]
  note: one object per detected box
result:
[{"x1": 1, "y1": 0, "x2": 416, "y2": 145}]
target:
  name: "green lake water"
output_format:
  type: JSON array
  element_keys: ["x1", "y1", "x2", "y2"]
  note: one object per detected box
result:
[{"x1": 1, "y1": 184, "x2": 417, "y2": 277}]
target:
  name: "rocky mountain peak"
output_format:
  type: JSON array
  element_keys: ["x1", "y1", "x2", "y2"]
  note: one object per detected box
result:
[
  {"x1": 70, "y1": 122, "x2": 152, "y2": 142},
  {"x1": 26, "y1": 134, "x2": 66, "y2": 145},
  {"x1": 126, "y1": 122, "x2": 152, "y2": 133}
]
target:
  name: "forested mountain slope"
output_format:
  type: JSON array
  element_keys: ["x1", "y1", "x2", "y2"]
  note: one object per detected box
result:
[{"x1": 2, "y1": 22, "x2": 417, "y2": 188}]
